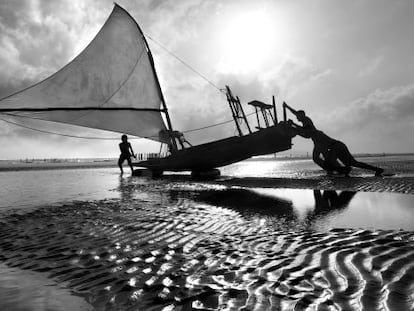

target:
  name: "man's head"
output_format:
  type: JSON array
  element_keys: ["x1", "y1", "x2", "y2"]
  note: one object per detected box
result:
[
  {"x1": 121, "y1": 134, "x2": 128, "y2": 142},
  {"x1": 296, "y1": 110, "x2": 306, "y2": 121}
]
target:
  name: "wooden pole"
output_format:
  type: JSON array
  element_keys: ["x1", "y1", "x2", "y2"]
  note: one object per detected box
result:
[
  {"x1": 272, "y1": 95, "x2": 278, "y2": 125},
  {"x1": 255, "y1": 107, "x2": 260, "y2": 128},
  {"x1": 226, "y1": 89, "x2": 243, "y2": 136},
  {"x1": 237, "y1": 96, "x2": 252, "y2": 134}
]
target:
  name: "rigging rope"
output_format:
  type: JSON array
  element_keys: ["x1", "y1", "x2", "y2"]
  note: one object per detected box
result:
[
  {"x1": 0, "y1": 117, "x2": 120, "y2": 140},
  {"x1": 183, "y1": 111, "x2": 256, "y2": 133},
  {"x1": 145, "y1": 34, "x2": 224, "y2": 93},
  {"x1": 0, "y1": 111, "x2": 257, "y2": 140},
  {"x1": 0, "y1": 33, "x2": 257, "y2": 140}
]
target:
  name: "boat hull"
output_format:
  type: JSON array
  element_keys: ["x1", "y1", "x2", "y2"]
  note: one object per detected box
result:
[{"x1": 134, "y1": 124, "x2": 294, "y2": 171}]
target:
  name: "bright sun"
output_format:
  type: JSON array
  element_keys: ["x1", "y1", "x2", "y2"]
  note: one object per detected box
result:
[{"x1": 218, "y1": 10, "x2": 279, "y2": 74}]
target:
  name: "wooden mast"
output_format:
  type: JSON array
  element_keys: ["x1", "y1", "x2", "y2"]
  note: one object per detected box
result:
[{"x1": 119, "y1": 3, "x2": 178, "y2": 151}]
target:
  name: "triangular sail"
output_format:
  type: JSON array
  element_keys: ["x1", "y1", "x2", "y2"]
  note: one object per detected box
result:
[{"x1": 0, "y1": 4, "x2": 170, "y2": 143}]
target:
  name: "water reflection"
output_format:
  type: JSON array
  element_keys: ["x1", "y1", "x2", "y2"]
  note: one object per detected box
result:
[
  {"x1": 306, "y1": 190, "x2": 356, "y2": 224},
  {"x1": 118, "y1": 175, "x2": 134, "y2": 202},
  {"x1": 164, "y1": 185, "x2": 414, "y2": 231},
  {"x1": 0, "y1": 168, "x2": 120, "y2": 209},
  {"x1": 192, "y1": 188, "x2": 294, "y2": 216},
  {"x1": 217, "y1": 187, "x2": 414, "y2": 230},
  {"x1": 1, "y1": 175, "x2": 413, "y2": 310}
]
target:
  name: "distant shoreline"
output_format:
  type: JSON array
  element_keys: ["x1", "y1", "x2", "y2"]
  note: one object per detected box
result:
[
  {"x1": 0, "y1": 160, "x2": 117, "y2": 172},
  {"x1": 0, "y1": 153, "x2": 413, "y2": 172},
  {"x1": 249, "y1": 153, "x2": 414, "y2": 161}
]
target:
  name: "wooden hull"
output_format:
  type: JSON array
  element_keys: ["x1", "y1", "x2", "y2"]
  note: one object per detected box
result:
[{"x1": 134, "y1": 124, "x2": 294, "y2": 171}]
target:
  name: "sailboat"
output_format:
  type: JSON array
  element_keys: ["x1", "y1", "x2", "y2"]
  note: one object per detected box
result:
[{"x1": 0, "y1": 4, "x2": 294, "y2": 176}]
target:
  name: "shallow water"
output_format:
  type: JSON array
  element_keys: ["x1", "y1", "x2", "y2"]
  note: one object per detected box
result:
[
  {"x1": 187, "y1": 187, "x2": 414, "y2": 231},
  {"x1": 0, "y1": 262, "x2": 92, "y2": 311},
  {"x1": 0, "y1": 168, "x2": 120, "y2": 209},
  {"x1": 0, "y1": 156, "x2": 414, "y2": 310}
]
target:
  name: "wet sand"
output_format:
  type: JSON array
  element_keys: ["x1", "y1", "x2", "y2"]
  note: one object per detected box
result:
[
  {"x1": 0, "y1": 180, "x2": 414, "y2": 310},
  {"x1": 0, "y1": 262, "x2": 92, "y2": 311},
  {"x1": 214, "y1": 175, "x2": 414, "y2": 194},
  {"x1": 1, "y1": 156, "x2": 414, "y2": 310}
]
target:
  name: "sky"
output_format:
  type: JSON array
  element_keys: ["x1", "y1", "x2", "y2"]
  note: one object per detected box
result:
[{"x1": 0, "y1": 0, "x2": 413, "y2": 159}]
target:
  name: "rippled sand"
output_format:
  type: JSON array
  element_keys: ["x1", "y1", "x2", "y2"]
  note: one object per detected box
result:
[
  {"x1": 217, "y1": 155, "x2": 414, "y2": 195},
  {"x1": 1, "y1": 181, "x2": 414, "y2": 310},
  {"x1": 215, "y1": 176, "x2": 414, "y2": 195}
]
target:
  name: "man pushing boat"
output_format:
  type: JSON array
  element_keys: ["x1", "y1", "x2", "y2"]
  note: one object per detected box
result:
[{"x1": 285, "y1": 103, "x2": 384, "y2": 176}]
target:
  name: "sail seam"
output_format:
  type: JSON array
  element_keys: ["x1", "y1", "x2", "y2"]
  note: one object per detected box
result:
[
  {"x1": 67, "y1": 47, "x2": 147, "y2": 123},
  {"x1": 0, "y1": 108, "x2": 164, "y2": 112},
  {"x1": 0, "y1": 116, "x2": 157, "y2": 140},
  {"x1": 1, "y1": 110, "x2": 256, "y2": 140}
]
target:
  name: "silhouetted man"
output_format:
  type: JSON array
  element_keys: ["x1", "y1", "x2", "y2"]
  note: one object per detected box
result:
[
  {"x1": 286, "y1": 105, "x2": 383, "y2": 176},
  {"x1": 118, "y1": 134, "x2": 136, "y2": 174}
]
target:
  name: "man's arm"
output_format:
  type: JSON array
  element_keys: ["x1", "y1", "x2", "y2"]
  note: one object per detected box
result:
[
  {"x1": 128, "y1": 143, "x2": 136, "y2": 158},
  {"x1": 283, "y1": 102, "x2": 298, "y2": 116},
  {"x1": 288, "y1": 120, "x2": 301, "y2": 128},
  {"x1": 286, "y1": 120, "x2": 313, "y2": 138}
]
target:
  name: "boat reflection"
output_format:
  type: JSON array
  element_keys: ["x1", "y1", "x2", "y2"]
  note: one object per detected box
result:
[
  {"x1": 166, "y1": 187, "x2": 359, "y2": 231},
  {"x1": 115, "y1": 176, "x2": 414, "y2": 231},
  {"x1": 193, "y1": 188, "x2": 294, "y2": 216}
]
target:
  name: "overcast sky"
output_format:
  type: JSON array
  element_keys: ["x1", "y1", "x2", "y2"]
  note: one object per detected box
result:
[{"x1": 0, "y1": 0, "x2": 413, "y2": 159}]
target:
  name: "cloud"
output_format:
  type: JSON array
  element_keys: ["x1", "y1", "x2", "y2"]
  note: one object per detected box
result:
[
  {"x1": 320, "y1": 83, "x2": 414, "y2": 152},
  {"x1": 130, "y1": 0, "x2": 209, "y2": 48},
  {"x1": 264, "y1": 55, "x2": 332, "y2": 98},
  {"x1": 0, "y1": 0, "x2": 108, "y2": 96},
  {"x1": 357, "y1": 54, "x2": 384, "y2": 78},
  {"x1": 330, "y1": 84, "x2": 414, "y2": 126},
  {"x1": 214, "y1": 54, "x2": 331, "y2": 106},
  {"x1": 165, "y1": 80, "x2": 235, "y2": 144}
]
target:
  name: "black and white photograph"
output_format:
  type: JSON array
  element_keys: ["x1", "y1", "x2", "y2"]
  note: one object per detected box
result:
[{"x1": 0, "y1": 0, "x2": 414, "y2": 310}]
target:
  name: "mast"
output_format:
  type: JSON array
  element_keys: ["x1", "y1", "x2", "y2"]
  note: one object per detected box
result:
[{"x1": 116, "y1": 4, "x2": 178, "y2": 151}]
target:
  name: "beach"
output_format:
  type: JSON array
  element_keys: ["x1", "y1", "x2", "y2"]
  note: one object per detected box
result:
[{"x1": 0, "y1": 155, "x2": 414, "y2": 310}]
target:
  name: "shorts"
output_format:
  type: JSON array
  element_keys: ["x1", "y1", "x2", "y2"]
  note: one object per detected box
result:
[{"x1": 118, "y1": 153, "x2": 132, "y2": 165}]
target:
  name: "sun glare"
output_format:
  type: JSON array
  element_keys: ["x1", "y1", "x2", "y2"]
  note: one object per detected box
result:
[{"x1": 218, "y1": 10, "x2": 280, "y2": 74}]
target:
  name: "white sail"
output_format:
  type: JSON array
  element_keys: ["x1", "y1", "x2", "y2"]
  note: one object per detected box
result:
[{"x1": 0, "y1": 4, "x2": 170, "y2": 143}]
